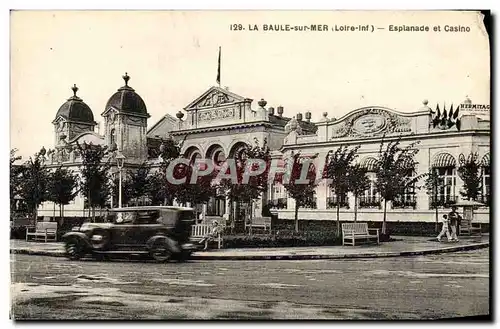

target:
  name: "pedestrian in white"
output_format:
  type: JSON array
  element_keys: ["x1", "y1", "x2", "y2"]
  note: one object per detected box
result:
[
  {"x1": 437, "y1": 214, "x2": 452, "y2": 242},
  {"x1": 448, "y1": 205, "x2": 461, "y2": 242}
]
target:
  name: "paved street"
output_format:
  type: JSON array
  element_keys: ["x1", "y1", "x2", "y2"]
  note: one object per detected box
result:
[{"x1": 10, "y1": 249, "x2": 489, "y2": 320}]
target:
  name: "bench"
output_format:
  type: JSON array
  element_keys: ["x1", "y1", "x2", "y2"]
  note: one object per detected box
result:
[
  {"x1": 341, "y1": 223, "x2": 379, "y2": 246},
  {"x1": 191, "y1": 223, "x2": 223, "y2": 249},
  {"x1": 26, "y1": 222, "x2": 58, "y2": 242},
  {"x1": 459, "y1": 220, "x2": 482, "y2": 237},
  {"x1": 245, "y1": 217, "x2": 272, "y2": 233}
]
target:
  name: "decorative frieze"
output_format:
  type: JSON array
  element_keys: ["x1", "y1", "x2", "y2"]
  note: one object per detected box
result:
[{"x1": 198, "y1": 107, "x2": 236, "y2": 122}]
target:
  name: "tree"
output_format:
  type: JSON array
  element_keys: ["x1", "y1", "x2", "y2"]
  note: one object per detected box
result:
[
  {"x1": 18, "y1": 148, "x2": 50, "y2": 224},
  {"x1": 323, "y1": 145, "x2": 360, "y2": 235},
  {"x1": 348, "y1": 164, "x2": 370, "y2": 222},
  {"x1": 217, "y1": 139, "x2": 271, "y2": 234},
  {"x1": 282, "y1": 152, "x2": 318, "y2": 233},
  {"x1": 156, "y1": 135, "x2": 185, "y2": 206},
  {"x1": 46, "y1": 166, "x2": 79, "y2": 226},
  {"x1": 457, "y1": 152, "x2": 482, "y2": 201},
  {"x1": 77, "y1": 142, "x2": 112, "y2": 221},
  {"x1": 126, "y1": 162, "x2": 151, "y2": 205},
  {"x1": 10, "y1": 149, "x2": 25, "y2": 211},
  {"x1": 110, "y1": 175, "x2": 133, "y2": 207},
  {"x1": 374, "y1": 137, "x2": 424, "y2": 237},
  {"x1": 146, "y1": 171, "x2": 168, "y2": 206},
  {"x1": 424, "y1": 169, "x2": 443, "y2": 233},
  {"x1": 174, "y1": 163, "x2": 218, "y2": 215}
]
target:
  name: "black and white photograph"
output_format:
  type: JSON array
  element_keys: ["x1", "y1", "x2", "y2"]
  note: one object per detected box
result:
[{"x1": 8, "y1": 9, "x2": 491, "y2": 320}]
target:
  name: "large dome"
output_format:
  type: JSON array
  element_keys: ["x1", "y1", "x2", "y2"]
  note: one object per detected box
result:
[
  {"x1": 105, "y1": 73, "x2": 148, "y2": 115},
  {"x1": 54, "y1": 85, "x2": 95, "y2": 123}
]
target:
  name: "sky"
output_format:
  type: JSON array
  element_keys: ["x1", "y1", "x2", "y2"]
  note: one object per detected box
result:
[{"x1": 10, "y1": 10, "x2": 490, "y2": 158}]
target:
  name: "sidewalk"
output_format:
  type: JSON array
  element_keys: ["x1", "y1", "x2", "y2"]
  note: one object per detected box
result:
[{"x1": 10, "y1": 235, "x2": 489, "y2": 261}]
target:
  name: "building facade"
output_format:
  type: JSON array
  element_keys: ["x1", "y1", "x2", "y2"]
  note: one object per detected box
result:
[{"x1": 37, "y1": 74, "x2": 490, "y2": 227}]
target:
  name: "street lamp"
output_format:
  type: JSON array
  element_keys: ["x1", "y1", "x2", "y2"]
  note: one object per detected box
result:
[{"x1": 115, "y1": 153, "x2": 126, "y2": 208}]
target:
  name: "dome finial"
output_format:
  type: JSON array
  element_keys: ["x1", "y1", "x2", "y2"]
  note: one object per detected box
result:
[
  {"x1": 122, "y1": 72, "x2": 130, "y2": 86},
  {"x1": 72, "y1": 84, "x2": 78, "y2": 97}
]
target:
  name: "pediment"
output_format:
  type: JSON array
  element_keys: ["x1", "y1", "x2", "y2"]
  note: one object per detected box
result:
[{"x1": 184, "y1": 86, "x2": 248, "y2": 110}]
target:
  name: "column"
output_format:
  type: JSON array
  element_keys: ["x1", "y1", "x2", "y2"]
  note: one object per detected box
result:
[{"x1": 415, "y1": 147, "x2": 430, "y2": 210}]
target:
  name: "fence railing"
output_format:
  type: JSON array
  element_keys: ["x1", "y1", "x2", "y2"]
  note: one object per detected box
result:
[
  {"x1": 359, "y1": 196, "x2": 381, "y2": 209},
  {"x1": 326, "y1": 196, "x2": 349, "y2": 209},
  {"x1": 429, "y1": 196, "x2": 458, "y2": 209},
  {"x1": 392, "y1": 195, "x2": 417, "y2": 209},
  {"x1": 268, "y1": 198, "x2": 288, "y2": 210}
]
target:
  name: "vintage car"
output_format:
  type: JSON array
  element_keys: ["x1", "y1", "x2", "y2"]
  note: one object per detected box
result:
[{"x1": 62, "y1": 206, "x2": 198, "y2": 262}]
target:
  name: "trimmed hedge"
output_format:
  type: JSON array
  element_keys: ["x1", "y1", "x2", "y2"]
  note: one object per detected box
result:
[{"x1": 222, "y1": 230, "x2": 342, "y2": 248}]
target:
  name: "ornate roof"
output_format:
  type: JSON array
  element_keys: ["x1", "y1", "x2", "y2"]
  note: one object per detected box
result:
[
  {"x1": 54, "y1": 85, "x2": 95, "y2": 124},
  {"x1": 105, "y1": 73, "x2": 148, "y2": 116}
]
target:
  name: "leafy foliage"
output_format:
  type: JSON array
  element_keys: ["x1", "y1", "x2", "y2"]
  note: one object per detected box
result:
[
  {"x1": 375, "y1": 137, "x2": 424, "y2": 234},
  {"x1": 281, "y1": 152, "x2": 318, "y2": 232},
  {"x1": 18, "y1": 148, "x2": 50, "y2": 220},
  {"x1": 155, "y1": 136, "x2": 186, "y2": 205},
  {"x1": 10, "y1": 149, "x2": 25, "y2": 209},
  {"x1": 457, "y1": 152, "x2": 482, "y2": 201},
  {"x1": 46, "y1": 166, "x2": 79, "y2": 207},
  {"x1": 348, "y1": 163, "x2": 371, "y2": 222},
  {"x1": 125, "y1": 162, "x2": 151, "y2": 205},
  {"x1": 323, "y1": 145, "x2": 360, "y2": 232},
  {"x1": 218, "y1": 138, "x2": 272, "y2": 204},
  {"x1": 77, "y1": 142, "x2": 112, "y2": 217},
  {"x1": 174, "y1": 163, "x2": 218, "y2": 206}
]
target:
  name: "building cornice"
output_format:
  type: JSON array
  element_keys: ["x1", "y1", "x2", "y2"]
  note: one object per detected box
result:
[{"x1": 280, "y1": 129, "x2": 490, "y2": 151}]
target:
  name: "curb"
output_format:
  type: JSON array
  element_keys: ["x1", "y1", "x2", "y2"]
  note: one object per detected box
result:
[{"x1": 10, "y1": 242, "x2": 489, "y2": 260}]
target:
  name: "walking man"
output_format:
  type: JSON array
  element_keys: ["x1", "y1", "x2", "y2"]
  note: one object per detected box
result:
[
  {"x1": 448, "y1": 205, "x2": 461, "y2": 242},
  {"x1": 437, "y1": 214, "x2": 452, "y2": 242}
]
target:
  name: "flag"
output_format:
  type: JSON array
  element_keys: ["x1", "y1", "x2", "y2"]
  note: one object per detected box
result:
[
  {"x1": 449, "y1": 104, "x2": 454, "y2": 118},
  {"x1": 216, "y1": 47, "x2": 221, "y2": 86}
]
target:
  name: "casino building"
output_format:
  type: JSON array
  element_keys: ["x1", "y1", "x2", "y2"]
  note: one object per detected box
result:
[{"x1": 37, "y1": 73, "x2": 490, "y2": 228}]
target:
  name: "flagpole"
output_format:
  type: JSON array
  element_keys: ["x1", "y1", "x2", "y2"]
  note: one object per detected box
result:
[{"x1": 217, "y1": 46, "x2": 221, "y2": 88}]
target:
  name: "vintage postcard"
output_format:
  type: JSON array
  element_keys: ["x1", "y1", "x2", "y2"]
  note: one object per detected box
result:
[{"x1": 9, "y1": 10, "x2": 490, "y2": 320}]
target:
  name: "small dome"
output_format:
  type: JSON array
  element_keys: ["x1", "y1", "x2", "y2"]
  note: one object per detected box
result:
[
  {"x1": 105, "y1": 73, "x2": 148, "y2": 115},
  {"x1": 463, "y1": 96, "x2": 472, "y2": 105},
  {"x1": 54, "y1": 84, "x2": 95, "y2": 123}
]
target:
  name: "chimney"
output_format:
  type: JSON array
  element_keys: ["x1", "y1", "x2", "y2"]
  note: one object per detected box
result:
[
  {"x1": 268, "y1": 107, "x2": 275, "y2": 116},
  {"x1": 297, "y1": 113, "x2": 303, "y2": 121},
  {"x1": 277, "y1": 106, "x2": 284, "y2": 117},
  {"x1": 305, "y1": 112, "x2": 311, "y2": 122}
]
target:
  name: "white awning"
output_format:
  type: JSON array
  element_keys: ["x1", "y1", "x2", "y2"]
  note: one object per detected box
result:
[{"x1": 432, "y1": 153, "x2": 456, "y2": 168}]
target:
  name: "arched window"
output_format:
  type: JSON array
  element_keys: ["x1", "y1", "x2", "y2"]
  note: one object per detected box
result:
[
  {"x1": 110, "y1": 128, "x2": 116, "y2": 147},
  {"x1": 431, "y1": 153, "x2": 457, "y2": 208},
  {"x1": 481, "y1": 153, "x2": 490, "y2": 206},
  {"x1": 359, "y1": 157, "x2": 380, "y2": 208}
]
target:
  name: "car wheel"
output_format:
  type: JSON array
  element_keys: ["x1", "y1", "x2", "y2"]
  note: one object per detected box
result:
[
  {"x1": 149, "y1": 240, "x2": 172, "y2": 263},
  {"x1": 65, "y1": 239, "x2": 85, "y2": 260}
]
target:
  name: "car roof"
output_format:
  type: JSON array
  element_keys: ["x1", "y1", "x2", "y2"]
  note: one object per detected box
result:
[{"x1": 109, "y1": 206, "x2": 194, "y2": 212}]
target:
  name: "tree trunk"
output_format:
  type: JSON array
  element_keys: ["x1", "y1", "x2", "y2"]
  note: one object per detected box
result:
[
  {"x1": 354, "y1": 195, "x2": 358, "y2": 222},
  {"x1": 336, "y1": 197, "x2": 341, "y2": 237},
  {"x1": 61, "y1": 205, "x2": 65, "y2": 227},
  {"x1": 435, "y1": 203, "x2": 439, "y2": 233},
  {"x1": 382, "y1": 199, "x2": 387, "y2": 235},
  {"x1": 59, "y1": 204, "x2": 62, "y2": 226},
  {"x1": 249, "y1": 203, "x2": 253, "y2": 236},
  {"x1": 294, "y1": 202, "x2": 299, "y2": 233},
  {"x1": 434, "y1": 186, "x2": 439, "y2": 233}
]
